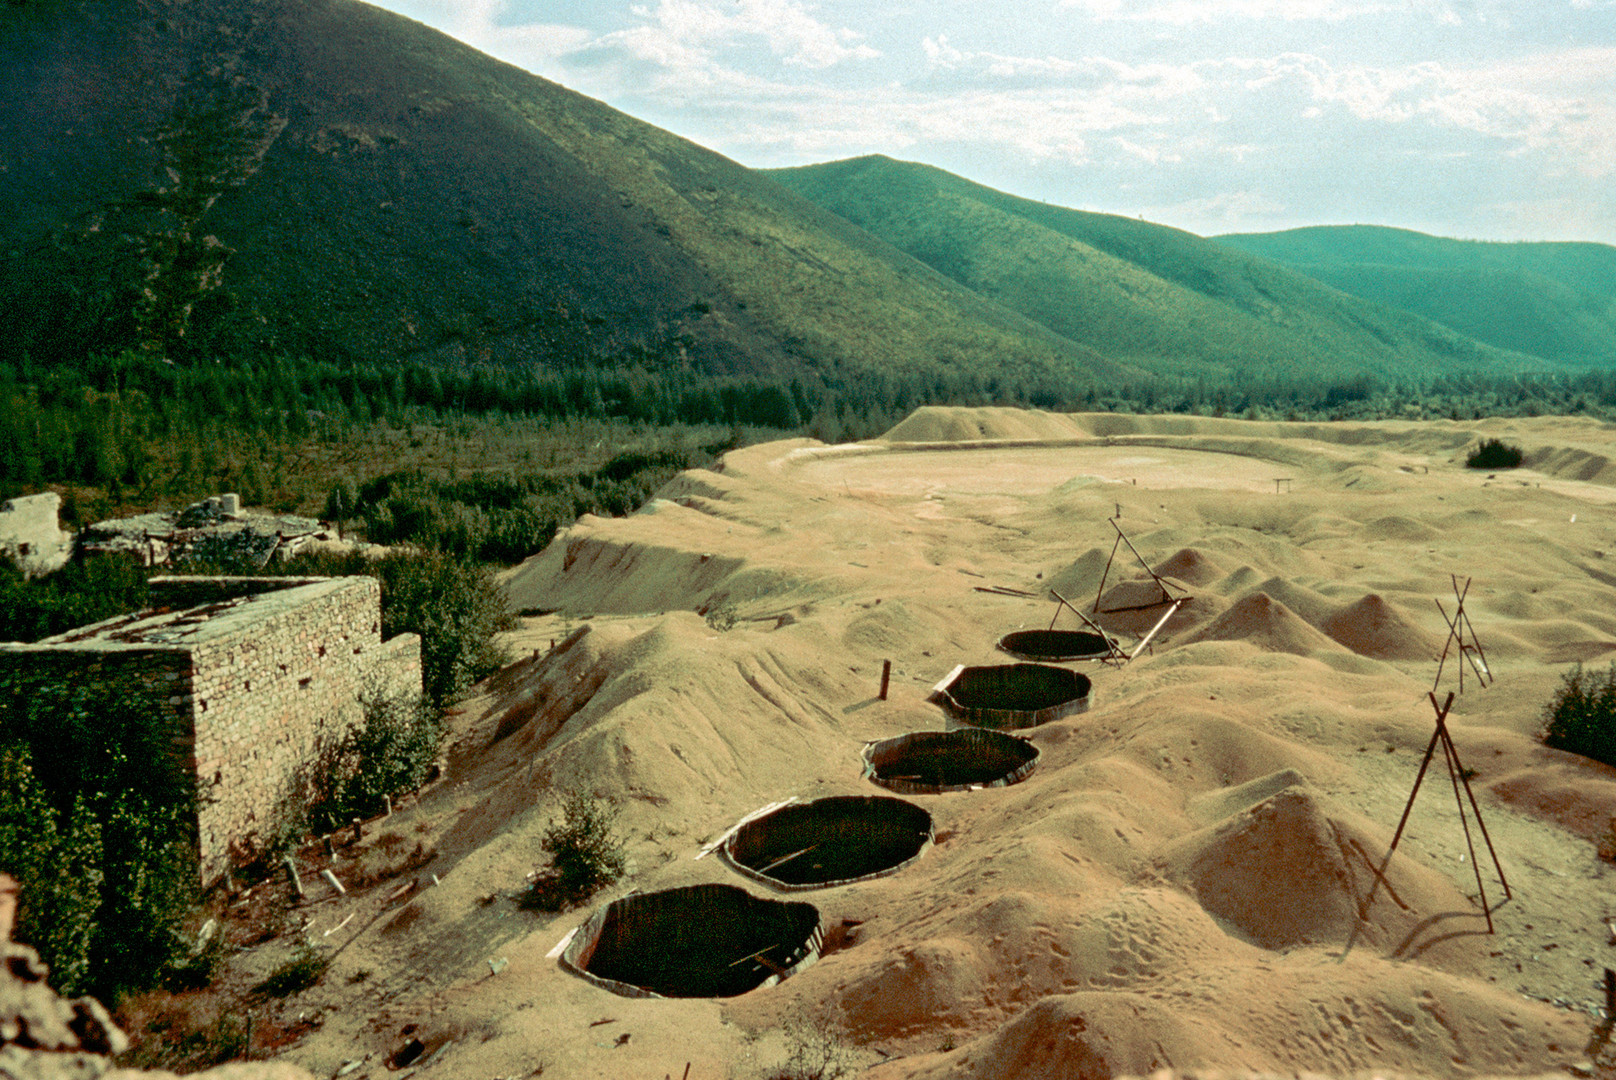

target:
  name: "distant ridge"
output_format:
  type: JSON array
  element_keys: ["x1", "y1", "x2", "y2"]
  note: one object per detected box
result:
[
  {"x1": 1214, "y1": 225, "x2": 1616, "y2": 366},
  {"x1": 0, "y1": 0, "x2": 1120, "y2": 388},
  {"x1": 769, "y1": 156, "x2": 1542, "y2": 384}
]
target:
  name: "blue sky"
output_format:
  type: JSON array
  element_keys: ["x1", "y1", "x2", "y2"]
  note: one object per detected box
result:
[{"x1": 369, "y1": 0, "x2": 1616, "y2": 244}]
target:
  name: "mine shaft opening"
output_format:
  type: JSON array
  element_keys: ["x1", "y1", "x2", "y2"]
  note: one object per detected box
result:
[
  {"x1": 937, "y1": 662, "x2": 1092, "y2": 730},
  {"x1": 560, "y1": 883, "x2": 822, "y2": 998},
  {"x1": 998, "y1": 629, "x2": 1114, "y2": 662},
  {"x1": 723, "y1": 795, "x2": 934, "y2": 889},
  {"x1": 863, "y1": 729, "x2": 1040, "y2": 794}
]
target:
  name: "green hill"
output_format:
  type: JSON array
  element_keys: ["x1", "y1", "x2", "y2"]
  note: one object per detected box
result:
[
  {"x1": 769, "y1": 156, "x2": 1539, "y2": 383},
  {"x1": 1214, "y1": 226, "x2": 1616, "y2": 366},
  {"x1": 0, "y1": 0, "x2": 1122, "y2": 390}
]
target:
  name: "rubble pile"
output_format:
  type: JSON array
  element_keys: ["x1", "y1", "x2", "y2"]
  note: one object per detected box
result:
[{"x1": 79, "y1": 496, "x2": 333, "y2": 568}]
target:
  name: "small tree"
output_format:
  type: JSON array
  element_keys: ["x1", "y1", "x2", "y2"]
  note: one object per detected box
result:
[
  {"x1": 523, "y1": 791, "x2": 625, "y2": 910},
  {"x1": 1466, "y1": 438, "x2": 1524, "y2": 469},
  {"x1": 1541, "y1": 662, "x2": 1616, "y2": 769}
]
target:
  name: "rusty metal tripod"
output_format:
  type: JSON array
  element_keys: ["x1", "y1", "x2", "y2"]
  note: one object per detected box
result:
[{"x1": 1356, "y1": 576, "x2": 1510, "y2": 934}]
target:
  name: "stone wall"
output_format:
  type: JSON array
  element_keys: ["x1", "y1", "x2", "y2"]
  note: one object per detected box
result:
[
  {"x1": 0, "y1": 492, "x2": 72, "y2": 576},
  {"x1": 0, "y1": 576, "x2": 423, "y2": 883},
  {"x1": 186, "y1": 577, "x2": 420, "y2": 878}
]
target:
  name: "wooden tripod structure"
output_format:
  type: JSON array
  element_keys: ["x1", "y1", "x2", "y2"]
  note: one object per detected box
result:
[
  {"x1": 1357, "y1": 576, "x2": 1511, "y2": 934},
  {"x1": 1045, "y1": 589, "x2": 1131, "y2": 666},
  {"x1": 1082, "y1": 518, "x2": 1191, "y2": 663}
]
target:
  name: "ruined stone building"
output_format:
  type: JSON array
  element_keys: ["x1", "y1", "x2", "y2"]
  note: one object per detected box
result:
[
  {"x1": 0, "y1": 576, "x2": 421, "y2": 882},
  {"x1": 0, "y1": 492, "x2": 73, "y2": 576}
]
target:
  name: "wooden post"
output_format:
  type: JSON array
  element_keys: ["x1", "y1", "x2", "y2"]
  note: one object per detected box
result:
[
  {"x1": 320, "y1": 869, "x2": 346, "y2": 895},
  {"x1": 284, "y1": 856, "x2": 304, "y2": 899},
  {"x1": 352, "y1": 817, "x2": 363, "y2": 843},
  {"x1": 384, "y1": 794, "x2": 393, "y2": 817},
  {"x1": 879, "y1": 660, "x2": 891, "y2": 701},
  {"x1": 323, "y1": 835, "x2": 336, "y2": 859}
]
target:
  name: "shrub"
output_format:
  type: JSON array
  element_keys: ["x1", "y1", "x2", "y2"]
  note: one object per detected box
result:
[
  {"x1": 250, "y1": 938, "x2": 328, "y2": 999},
  {"x1": 0, "y1": 674, "x2": 199, "y2": 1000},
  {"x1": 522, "y1": 791, "x2": 625, "y2": 911},
  {"x1": 1466, "y1": 438, "x2": 1524, "y2": 469},
  {"x1": 306, "y1": 685, "x2": 444, "y2": 826},
  {"x1": 1541, "y1": 662, "x2": 1616, "y2": 768},
  {"x1": 761, "y1": 1009, "x2": 854, "y2": 1080}
]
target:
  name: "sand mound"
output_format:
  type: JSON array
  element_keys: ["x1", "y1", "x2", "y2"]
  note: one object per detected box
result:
[
  {"x1": 1152, "y1": 547, "x2": 1227, "y2": 587},
  {"x1": 1179, "y1": 592, "x2": 1345, "y2": 656},
  {"x1": 1158, "y1": 786, "x2": 1474, "y2": 952},
  {"x1": 1044, "y1": 547, "x2": 1111, "y2": 602},
  {"x1": 882, "y1": 406, "x2": 1089, "y2": 444},
  {"x1": 1246, "y1": 577, "x2": 1337, "y2": 628},
  {"x1": 909, "y1": 966, "x2": 1583, "y2": 1080},
  {"x1": 1322, "y1": 594, "x2": 1442, "y2": 661},
  {"x1": 907, "y1": 991, "x2": 1241, "y2": 1080},
  {"x1": 1363, "y1": 515, "x2": 1440, "y2": 542}
]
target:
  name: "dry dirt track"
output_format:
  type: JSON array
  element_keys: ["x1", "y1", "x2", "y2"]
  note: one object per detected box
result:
[{"x1": 282, "y1": 408, "x2": 1616, "y2": 1080}]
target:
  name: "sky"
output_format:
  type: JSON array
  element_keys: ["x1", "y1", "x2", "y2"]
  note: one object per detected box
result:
[{"x1": 368, "y1": 0, "x2": 1616, "y2": 244}]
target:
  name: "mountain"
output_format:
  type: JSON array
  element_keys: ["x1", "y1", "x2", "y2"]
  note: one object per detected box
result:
[
  {"x1": 0, "y1": 0, "x2": 1120, "y2": 388},
  {"x1": 769, "y1": 156, "x2": 1540, "y2": 383},
  {"x1": 1213, "y1": 226, "x2": 1616, "y2": 366}
]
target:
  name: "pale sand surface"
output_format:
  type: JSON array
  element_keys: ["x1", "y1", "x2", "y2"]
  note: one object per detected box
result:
[{"x1": 268, "y1": 408, "x2": 1616, "y2": 1080}]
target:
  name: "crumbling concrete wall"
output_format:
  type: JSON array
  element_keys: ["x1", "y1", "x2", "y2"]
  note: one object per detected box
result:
[
  {"x1": 0, "y1": 492, "x2": 72, "y2": 576},
  {"x1": 0, "y1": 577, "x2": 422, "y2": 883}
]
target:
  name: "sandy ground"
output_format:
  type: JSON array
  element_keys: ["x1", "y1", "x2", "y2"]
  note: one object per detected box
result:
[{"x1": 260, "y1": 407, "x2": 1616, "y2": 1080}]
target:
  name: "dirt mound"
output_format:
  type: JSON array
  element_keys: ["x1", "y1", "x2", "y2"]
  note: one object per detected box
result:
[
  {"x1": 1322, "y1": 594, "x2": 1442, "y2": 661},
  {"x1": 1158, "y1": 786, "x2": 1474, "y2": 952},
  {"x1": 1179, "y1": 592, "x2": 1345, "y2": 656},
  {"x1": 1152, "y1": 547, "x2": 1227, "y2": 587},
  {"x1": 1044, "y1": 547, "x2": 1111, "y2": 602},
  {"x1": 881, "y1": 407, "x2": 1088, "y2": 444},
  {"x1": 1363, "y1": 515, "x2": 1441, "y2": 542},
  {"x1": 909, "y1": 967, "x2": 1583, "y2": 1080},
  {"x1": 1247, "y1": 577, "x2": 1337, "y2": 628}
]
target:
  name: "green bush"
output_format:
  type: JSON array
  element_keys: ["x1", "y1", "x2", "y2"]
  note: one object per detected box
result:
[
  {"x1": 250, "y1": 938, "x2": 328, "y2": 999},
  {"x1": 523, "y1": 791, "x2": 625, "y2": 911},
  {"x1": 0, "y1": 674, "x2": 199, "y2": 999},
  {"x1": 304, "y1": 684, "x2": 444, "y2": 829},
  {"x1": 1466, "y1": 438, "x2": 1524, "y2": 469},
  {"x1": 1542, "y1": 662, "x2": 1616, "y2": 768}
]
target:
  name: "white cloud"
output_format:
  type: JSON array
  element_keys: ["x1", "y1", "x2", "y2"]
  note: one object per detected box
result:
[{"x1": 1055, "y1": 0, "x2": 1403, "y2": 24}]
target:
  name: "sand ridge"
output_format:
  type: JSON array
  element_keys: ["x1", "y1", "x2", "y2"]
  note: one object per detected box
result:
[{"x1": 274, "y1": 409, "x2": 1616, "y2": 1080}]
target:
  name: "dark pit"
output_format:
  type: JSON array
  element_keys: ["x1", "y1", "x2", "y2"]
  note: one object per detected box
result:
[
  {"x1": 863, "y1": 728, "x2": 1041, "y2": 794},
  {"x1": 998, "y1": 628, "x2": 1114, "y2": 662},
  {"x1": 722, "y1": 795, "x2": 933, "y2": 889},
  {"x1": 935, "y1": 662, "x2": 1092, "y2": 730},
  {"x1": 560, "y1": 883, "x2": 821, "y2": 998}
]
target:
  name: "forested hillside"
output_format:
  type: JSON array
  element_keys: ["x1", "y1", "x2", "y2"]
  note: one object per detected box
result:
[
  {"x1": 770, "y1": 157, "x2": 1538, "y2": 383},
  {"x1": 0, "y1": 0, "x2": 1119, "y2": 391},
  {"x1": 1215, "y1": 226, "x2": 1616, "y2": 366}
]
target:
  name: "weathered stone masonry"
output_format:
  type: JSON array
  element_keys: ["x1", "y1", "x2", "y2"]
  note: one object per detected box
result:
[{"x1": 0, "y1": 577, "x2": 421, "y2": 883}]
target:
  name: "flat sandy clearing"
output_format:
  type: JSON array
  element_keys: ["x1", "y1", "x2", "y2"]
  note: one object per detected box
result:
[{"x1": 276, "y1": 408, "x2": 1616, "y2": 1080}]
